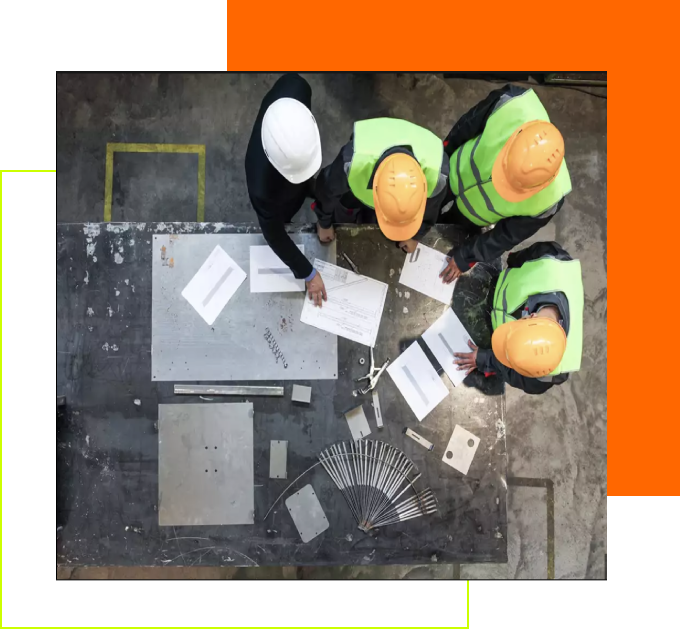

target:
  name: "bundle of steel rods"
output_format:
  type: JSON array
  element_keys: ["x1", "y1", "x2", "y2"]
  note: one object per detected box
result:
[{"x1": 318, "y1": 440, "x2": 437, "y2": 532}]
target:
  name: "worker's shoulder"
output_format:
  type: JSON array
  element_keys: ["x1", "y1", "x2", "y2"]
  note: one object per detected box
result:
[{"x1": 268, "y1": 73, "x2": 312, "y2": 105}]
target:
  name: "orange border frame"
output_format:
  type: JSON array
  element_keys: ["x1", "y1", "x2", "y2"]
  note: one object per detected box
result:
[{"x1": 227, "y1": 0, "x2": 680, "y2": 590}]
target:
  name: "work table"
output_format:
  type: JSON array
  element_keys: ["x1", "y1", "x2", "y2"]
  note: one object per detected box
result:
[{"x1": 57, "y1": 222, "x2": 507, "y2": 567}]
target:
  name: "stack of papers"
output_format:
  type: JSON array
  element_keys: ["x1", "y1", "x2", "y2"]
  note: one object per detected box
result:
[
  {"x1": 422, "y1": 308, "x2": 473, "y2": 387},
  {"x1": 300, "y1": 259, "x2": 388, "y2": 347},
  {"x1": 181, "y1": 245, "x2": 247, "y2": 325},
  {"x1": 249, "y1": 245, "x2": 305, "y2": 293},
  {"x1": 386, "y1": 342, "x2": 449, "y2": 421},
  {"x1": 399, "y1": 243, "x2": 455, "y2": 304}
]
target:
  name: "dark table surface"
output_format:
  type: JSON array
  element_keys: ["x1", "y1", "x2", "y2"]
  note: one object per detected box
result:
[{"x1": 57, "y1": 222, "x2": 507, "y2": 567}]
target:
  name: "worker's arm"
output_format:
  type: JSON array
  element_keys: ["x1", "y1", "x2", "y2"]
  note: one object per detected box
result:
[
  {"x1": 443, "y1": 84, "x2": 527, "y2": 156},
  {"x1": 314, "y1": 141, "x2": 354, "y2": 229},
  {"x1": 414, "y1": 152, "x2": 451, "y2": 240},
  {"x1": 450, "y1": 200, "x2": 564, "y2": 269},
  {"x1": 476, "y1": 348, "x2": 566, "y2": 395},
  {"x1": 507, "y1": 240, "x2": 573, "y2": 268},
  {"x1": 252, "y1": 198, "x2": 315, "y2": 280}
]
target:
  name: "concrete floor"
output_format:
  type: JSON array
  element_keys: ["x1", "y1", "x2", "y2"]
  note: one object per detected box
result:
[{"x1": 56, "y1": 73, "x2": 607, "y2": 579}]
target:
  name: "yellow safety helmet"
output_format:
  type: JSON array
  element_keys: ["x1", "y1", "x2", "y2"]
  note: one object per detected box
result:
[
  {"x1": 492, "y1": 120, "x2": 565, "y2": 202},
  {"x1": 373, "y1": 153, "x2": 427, "y2": 241},
  {"x1": 491, "y1": 317, "x2": 567, "y2": 378}
]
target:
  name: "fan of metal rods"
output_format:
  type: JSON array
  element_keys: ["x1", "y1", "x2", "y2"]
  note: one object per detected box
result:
[{"x1": 318, "y1": 440, "x2": 437, "y2": 532}]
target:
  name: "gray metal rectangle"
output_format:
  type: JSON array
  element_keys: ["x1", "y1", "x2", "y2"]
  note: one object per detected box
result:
[
  {"x1": 269, "y1": 440, "x2": 288, "y2": 479},
  {"x1": 202, "y1": 266, "x2": 233, "y2": 306},
  {"x1": 259, "y1": 268, "x2": 293, "y2": 275},
  {"x1": 152, "y1": 234, "x2": 337, "y2": 381},
  {"x1": 174, "y1": 384, "x2": 283, "y2": 396},
  {"x1": 285, "y1": 484, "x2": 329, "y2": 543},
  {"x1": 158, "y1": 403, "x2": 254, "y2": 525},
  {"x1": 438, "y1": 332, "x2": 455, "y2": 357},
  {"x1": 345, "y1": 405, "x2": 371, "y2": 441},
  {"x1": 403, "y1": 365, "x2": 429, "y2": 405},
  {"x1": 372, "y1": 390, "x2": 383, "y2": 428},
  {"x1": 291, "y1": 384, "x2": 312, "y2": 404}
]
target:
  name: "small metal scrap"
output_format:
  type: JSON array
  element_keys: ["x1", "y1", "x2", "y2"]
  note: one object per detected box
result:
[
  {"x1": 174, "y1": 384, "x2": 283, "y2": 397},
  {"x1": 353, "y1": 348, "x2": 390, "y2": 396},
  {"x1": 342, "y1": 252, "x2": 359, "y2": 274},
  {"x1": 403, "y1": 427, "x2": 434, "y2": 451},
  {"x1": 344, "y1": 405, "x2": 371, "y2": 441},
  {"x1": 269, "y1": 440, "x2": 288, "y2": 479},
  {"x1": 358, "y1": 357, "x2": 366, "y2": 366},
  {"x1": 292, "y1": 384, "x2": 312, "y2": 404},
  {"x1": 372, "y1": 390, "x2": 384, "y2": 429}
]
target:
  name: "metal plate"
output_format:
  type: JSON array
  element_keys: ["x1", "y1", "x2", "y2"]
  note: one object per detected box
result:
[
  {"x1": 372, "y1": 390, "x2": 383, "y2": 428},
  {"x1": 291, "y1": 384, "x2": 312, "y2": 404},
  {"x1": 442, "y1": 425, "x2": 480, "y2": 476},
  {"x1": 269, "y1": 440, "x2": 288, "y2": 479},
  {"x1": 158, "y1": 403, "x2": 254, "y2": 525},
  {"x1": 152, "y1": 234, "x2": 337, "y2": 381},
  {"x1": 285, "y1": 484, "x2": 329, "y2": 543},
  {"x1": 345, "y1": 405, "x2": 371, "y2": 441}
]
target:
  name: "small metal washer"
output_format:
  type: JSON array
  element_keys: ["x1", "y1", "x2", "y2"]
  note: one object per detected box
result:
[{"x1": 359, "y1": 357, "x2": 366, "y2": 366}]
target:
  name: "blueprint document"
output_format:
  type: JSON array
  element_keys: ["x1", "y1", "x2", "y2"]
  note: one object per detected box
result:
[
  {"x1": 422, "y1": 307, "x2": 473, "y2": 387},
  {"x1": 300, "y1": 259, "x2": 388, "y2": 347},
  {"x1": 399, "y1": 243, "x2": 456, "y2": 304}
]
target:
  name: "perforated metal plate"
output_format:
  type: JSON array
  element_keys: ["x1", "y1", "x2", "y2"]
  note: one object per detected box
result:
[
  {"x1": 151, "y1": 234, "x2": 337, "y2": 381},
  {"x1": 158, "y1": 403, "x2": 254, "y2": 525},
  {"x1": 285, "y1": 484, "x2": 329, "y2": 543},
  {"x1": 442, "y1": 425, "x2": 480, "y2": 476}
]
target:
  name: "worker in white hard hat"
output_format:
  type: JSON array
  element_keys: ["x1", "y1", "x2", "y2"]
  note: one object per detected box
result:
[{"x1": 245, "y1": 73, "x2": 328, "y2": 307}]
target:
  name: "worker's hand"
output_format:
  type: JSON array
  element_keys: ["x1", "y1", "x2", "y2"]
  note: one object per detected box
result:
[
  {"x1": 440, "y1": 256, "x2": 462, "y2": 284},
  {"x1": 317, "y1": 224, "x2": 335, "y2": 243},
  {"x1": 397, "y1": 239, "x2": 418, "y2": 254},
  {"x1": 453, "y1": 340, "x2": 478, "y2": 375},
  {"x1": 306, "y1": 273, "x2": 328, "y2": 308}
]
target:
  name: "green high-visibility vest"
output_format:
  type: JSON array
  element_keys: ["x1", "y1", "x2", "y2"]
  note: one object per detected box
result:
[
  {"x1": 449, "y1": 90, "x2": 572, "y2": 227},
  {"x1": 492, "y1": 257, "x2": 584, "y2": 375},
  {"x1": 348, "y1": 118, "x2": 443, "y2": 209}
]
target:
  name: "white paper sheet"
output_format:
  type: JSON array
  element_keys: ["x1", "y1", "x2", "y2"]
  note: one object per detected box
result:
[
  {"x1": 386, "y1": 342, "x2": 449, "y2": 421},
  {"x1": 399, "y1": 243, "x2": 456, "y2": 304},
  {"x1": 181, "y1": 245, "x2": 246, "y2": 325},
  {"x1": 249, "y1": 245, "x2": 305, "y2": 293},
  {"x1": 422, "y1": 307, "x2": 473, "y2": 387},
  {"x1": 300, "y1": 259, "x2": 388, "y2": 347}
]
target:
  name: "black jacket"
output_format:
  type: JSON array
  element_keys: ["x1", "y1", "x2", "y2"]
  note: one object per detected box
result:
[
  {"x1": 476, "y1": 241, "x2": 572, "y2": 395},
  {"x1": 245, "y1": 73, "x2": 315, "y2": 279},
  {"x1": 444, "y1": 85, "x2": 565, "y2": 271},
  {"x1": 314, "y1": 135, "x2": 449, "y2": 240}
]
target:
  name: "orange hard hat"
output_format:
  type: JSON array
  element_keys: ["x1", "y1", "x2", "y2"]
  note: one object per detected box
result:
[
  {"x1": 492, "y1": 120, "x2": 565, "y2": 202},
  {"x1": 491, "y1": 317, "x2": 567, "y2": 378},
  {"x1": 373, "y1": 153, "x2": 427, "y2": 241}
]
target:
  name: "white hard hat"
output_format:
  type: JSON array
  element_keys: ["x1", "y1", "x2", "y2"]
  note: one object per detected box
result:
[{"x1": 261, "y1": 98, "x2": 322, "y2": 184}]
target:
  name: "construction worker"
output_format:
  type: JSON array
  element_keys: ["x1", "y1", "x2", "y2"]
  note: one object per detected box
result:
[
  {"x1": 453, "y1": 242, "x2": 583, "y2": 394},
  {"x1": 440, "y1": 85, "x2": 572, "y2": 284},
  {"x1": 245, "y1": 73, "x2": 328, "y2": 307},
  {"x1": 314, "y1": 118, "x2": 449, "y2": 252}
]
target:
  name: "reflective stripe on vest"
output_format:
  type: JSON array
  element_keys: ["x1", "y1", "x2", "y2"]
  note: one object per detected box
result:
[
  {"x1": 449, "y1": 90, "x2": 572, "y2": 226},
  {"x1": 491, "y1": 257, "x2": 584, "y2": 375},
  {"x1": 348, "y1": 118, "x2": 443, "y2": 209}
]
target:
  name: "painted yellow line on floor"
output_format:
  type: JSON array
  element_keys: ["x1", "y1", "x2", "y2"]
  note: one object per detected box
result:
[{"x1": 104, "y1": 143, "x2": 206, "y2": 222}]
